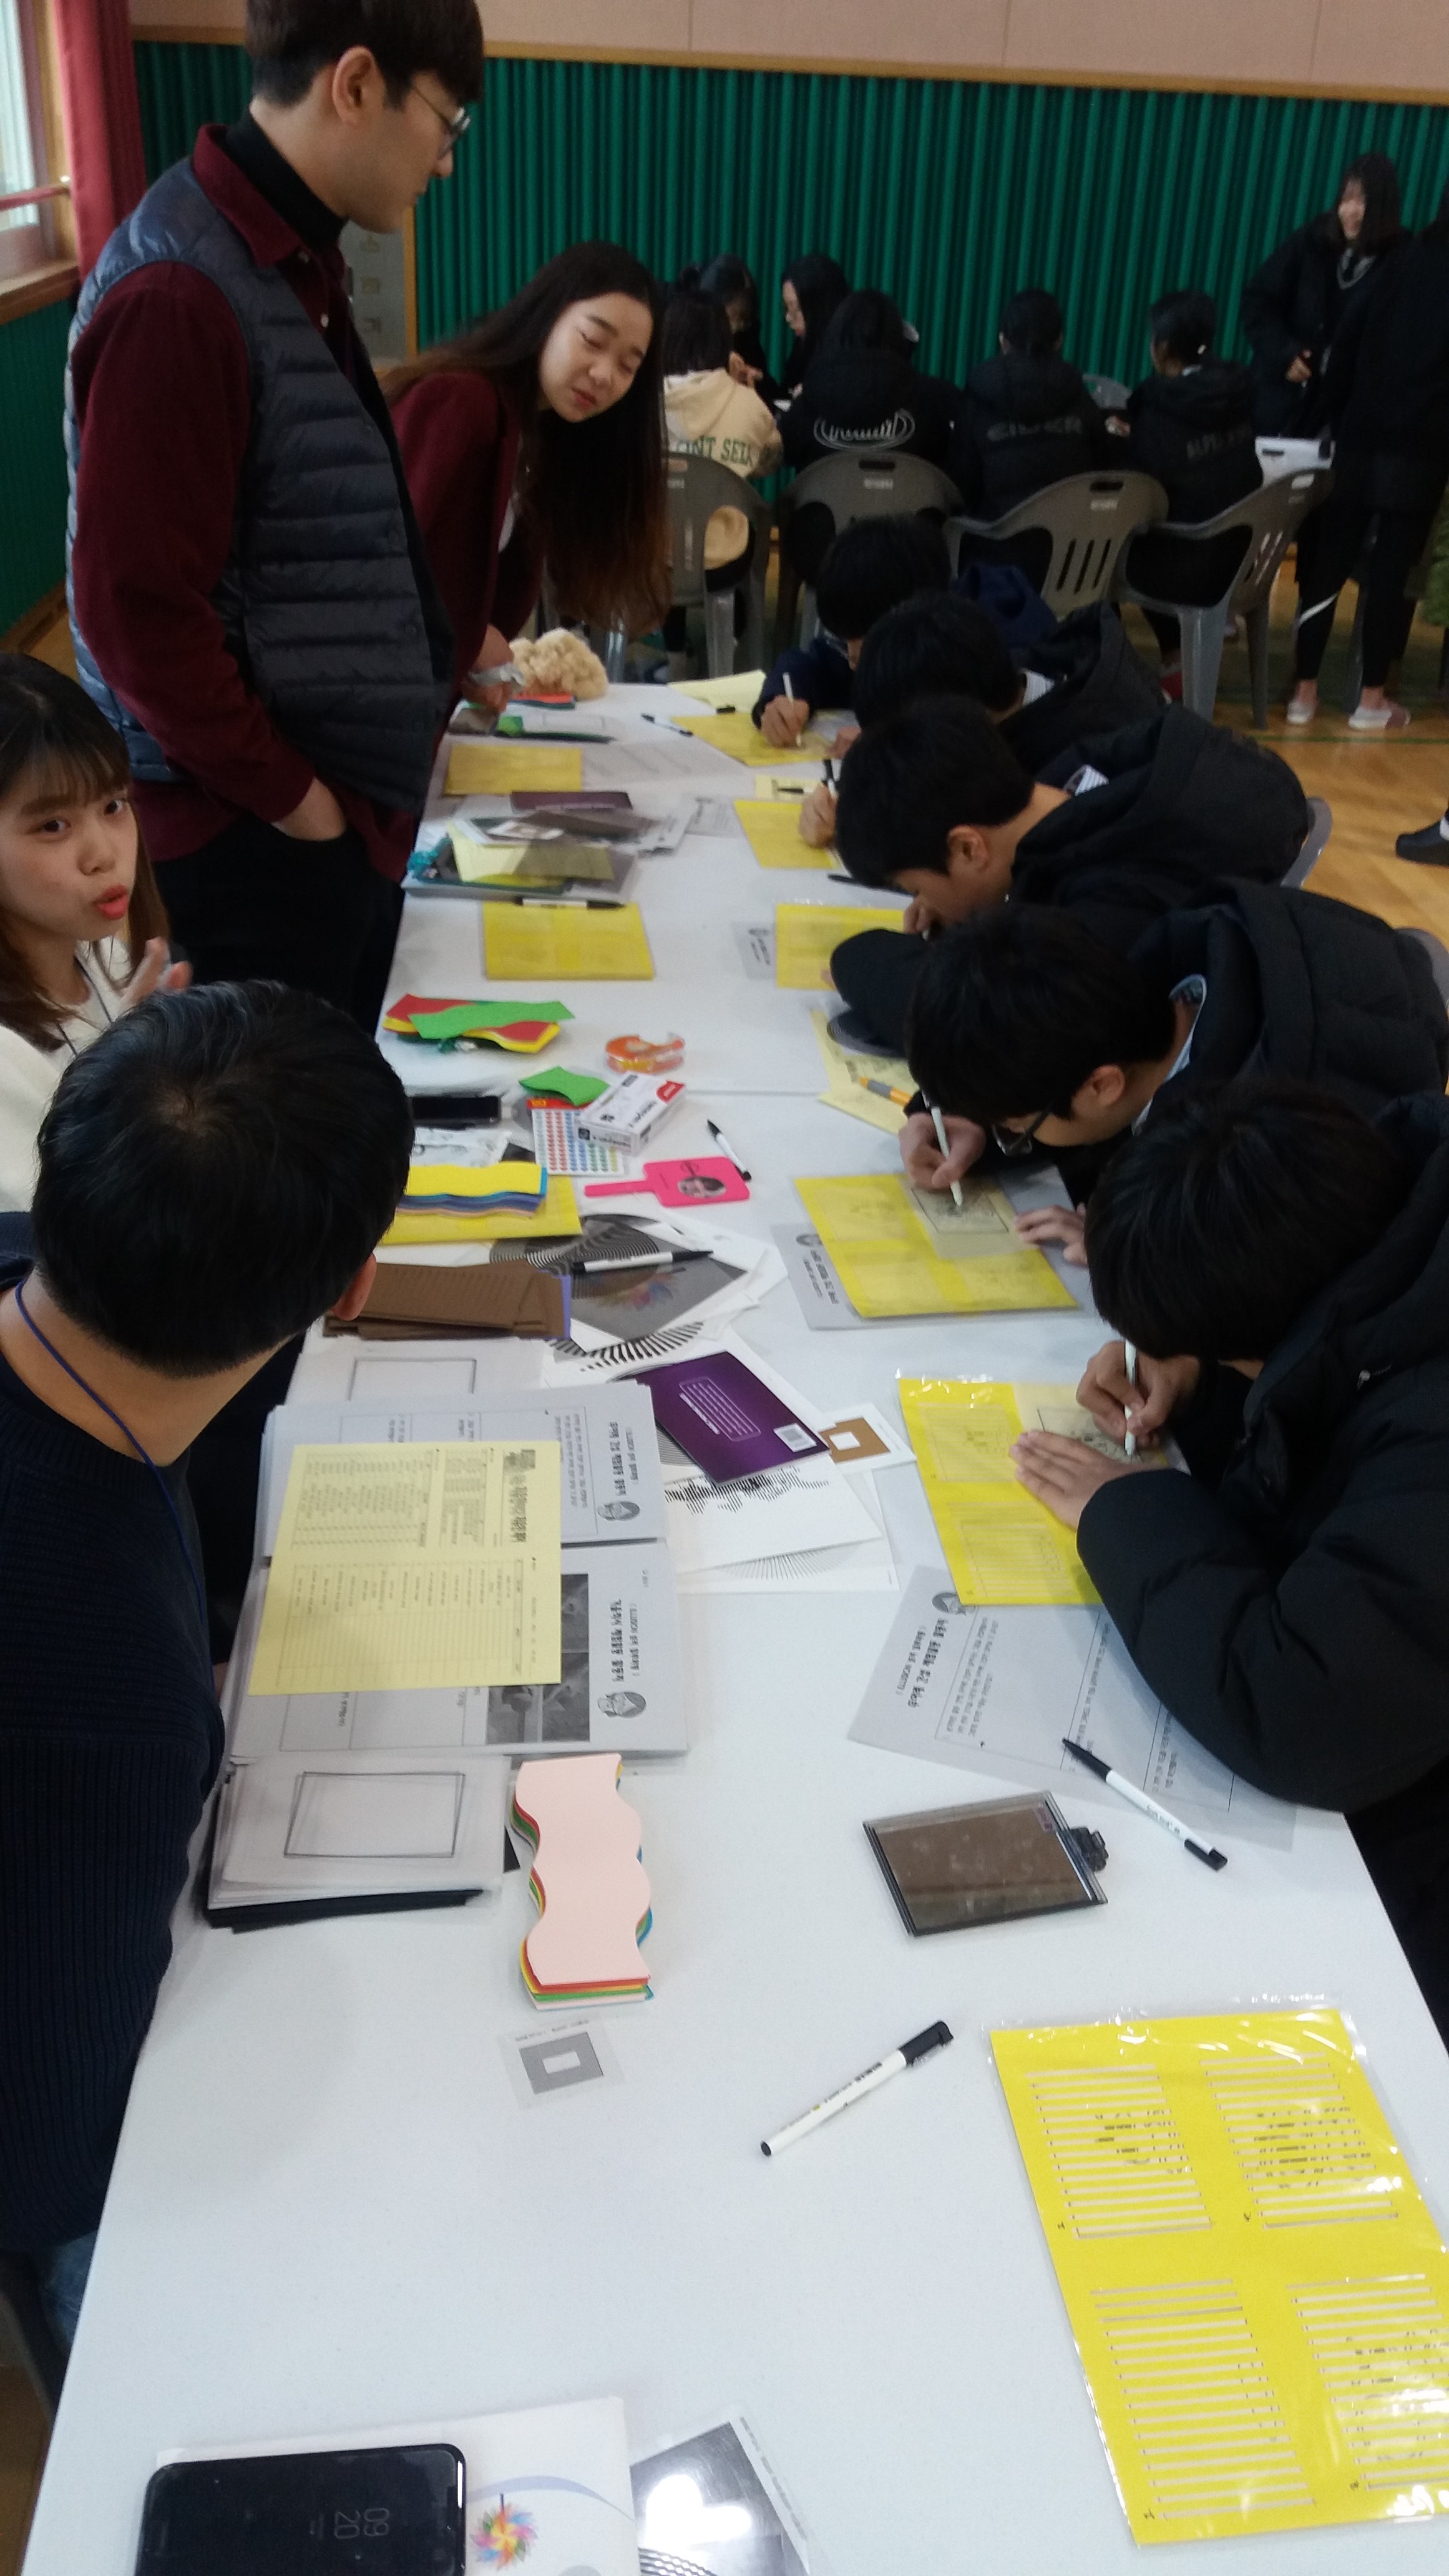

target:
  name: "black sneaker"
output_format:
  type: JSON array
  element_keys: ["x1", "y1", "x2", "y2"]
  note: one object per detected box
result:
[{"x1": 1395, "y1": 817, "x2": 1449, "y2": 863}]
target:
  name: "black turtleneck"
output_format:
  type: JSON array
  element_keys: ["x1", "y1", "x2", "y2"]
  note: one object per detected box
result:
[{"x1": 221, "y1": 107, "x2": 345, "y2": 254}]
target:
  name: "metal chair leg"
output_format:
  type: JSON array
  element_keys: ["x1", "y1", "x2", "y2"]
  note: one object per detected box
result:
[
  {"x1": 703, "y1": 591, "x2": 735, "y2": 678},
  {"x1": 1178, "y1": 603, "x2": 1229, "y2": 721},
  {"x1": 1245, "y1": 602, "x2": 1272, "y2": 728}
]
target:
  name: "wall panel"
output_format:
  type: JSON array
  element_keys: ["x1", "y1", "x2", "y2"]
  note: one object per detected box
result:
[{"x1": 0, "y1": 299, "x2": 72, "y2": 634}]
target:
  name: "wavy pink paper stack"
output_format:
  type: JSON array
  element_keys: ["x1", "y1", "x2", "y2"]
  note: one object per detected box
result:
[{"x1": 512, "y1": 1752, "x2": 652, "y2": 2008}]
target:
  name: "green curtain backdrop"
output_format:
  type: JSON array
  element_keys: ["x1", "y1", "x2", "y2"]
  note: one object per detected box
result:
[
  {"x1": 0, "y1": 298, "x2": 72, "y2": 632},
  {"x1": 135, "y1": 44, "x2": 1449, "y2": 384}
]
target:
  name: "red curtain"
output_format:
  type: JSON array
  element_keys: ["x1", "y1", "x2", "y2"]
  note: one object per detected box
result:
[{"x1": 52, "y1": 0, "x2": 149, "y2": 275}]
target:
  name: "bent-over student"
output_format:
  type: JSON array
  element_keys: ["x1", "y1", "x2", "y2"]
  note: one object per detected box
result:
[
  {"x1": 898, "y1": 888, "x2": 1449, "y2": 1230},
  {"x1": 0, "y1": 983, "x2": 411, "y2": 2344},
  {"x1": 1010, "y1": 1079, "x2": 1449, "y2": 2044},
  {"x1": 853, "y1": 592, "x2": 1161, "y2": 763},
  {"x1": 828, "y1": 695, "x2": 1310, "y2": 1051},
  {"x1": 753, "y1": 513, "x2": 950, "y2": 746}
]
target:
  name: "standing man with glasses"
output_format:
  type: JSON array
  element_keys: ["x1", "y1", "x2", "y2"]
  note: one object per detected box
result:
[{"x1": 66, "y1": 0, "x2": 484, "y2": 1028}]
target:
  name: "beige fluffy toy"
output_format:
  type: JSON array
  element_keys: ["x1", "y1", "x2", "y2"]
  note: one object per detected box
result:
[{"x1": 509, "y1": 627, "x2": 610, "y2": 700}]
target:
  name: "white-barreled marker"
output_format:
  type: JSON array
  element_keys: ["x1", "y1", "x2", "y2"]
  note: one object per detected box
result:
[
  {"x1": 1061, "y1": 1736, "x2": 1226, "y2": 1869},
  {"x1": 761, "y1": 2021, "x2": 953, "y2": 2156}
]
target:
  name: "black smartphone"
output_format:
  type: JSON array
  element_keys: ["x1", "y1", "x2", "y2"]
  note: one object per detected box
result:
[
  {"x1": 406, "y1": 1092, "x2": 502, "y2": 1128},
  {"x1": 135, "y1": 2444, "x2": 467, "y2": 2575}
]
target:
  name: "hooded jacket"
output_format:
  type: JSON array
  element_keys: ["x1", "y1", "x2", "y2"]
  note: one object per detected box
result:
[
  {"x1": 1124, "y1": 362, "x2": 1261, "y2": 525},
  {"x1": 1239, "y1": 217, "x2": 1389, "y2": 436},
  {"x1": 1076, "y1": 1092, "x2": 1449, "y2": 2031},
  {"x1": 780, "y1": 348, "x2": 955, "y2": 471},
  {"x1": 1322, "y1": 225, "x2": 1449, "y2": 515},
  {"x1": 999, "y1": 605, "x2": 1163, "y2": 769},
  {"x1": 949, "y1": 352, "x2": 1115, "y2": 517},
  {"x1": 1018, "y1": 707, "x2": 1310, "y2": 947},
  {"x1": 664, "y1": 369, "x2": 784, "y2": 568}
]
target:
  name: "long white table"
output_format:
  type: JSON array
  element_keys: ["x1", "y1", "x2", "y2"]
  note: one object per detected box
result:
[{"x1": 22, "y1": 691, "x2": 1449, "y2": 2576}]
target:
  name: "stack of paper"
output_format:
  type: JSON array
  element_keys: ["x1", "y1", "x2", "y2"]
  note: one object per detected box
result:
[
  {"x1": 482, "y1": 903, "x2": 655, "y2": 981},
  {"x1": 512, "y1": 1753, "x2": 653, "y2": 2008},
  {"x1": 444, "y1": 739, "x2": 584, "y2": 794},
  {"x1": 383, "y1": 992, "x2": 573, "y2": 1054},
  {"x1": 383, "y1": 1171, "x2": 582, "y2": 1246},
  {"x1": 395, "y1": 1162, "x2": 547, "y2": 1217}
]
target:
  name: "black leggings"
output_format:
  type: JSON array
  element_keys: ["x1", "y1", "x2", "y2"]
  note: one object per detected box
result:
[{"x1": 1294, "y1": 497, "x2": 1437, "y2": 688}]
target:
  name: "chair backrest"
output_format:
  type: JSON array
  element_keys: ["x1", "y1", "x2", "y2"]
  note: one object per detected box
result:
[
  {"x1": 1156, "y1": 466, "x2": 1336, "y2": 617},
  {"x1": 1403, "y1": 925, "x2": 1449, "y2": 1007},
  {"x1": 1083, "y1": 373, "x2": 1130, "y2": 412},
  {"x1": 775, "y1": 449, "x2": 963, "y2": 540},
  {"x1": 665, "y1": 453, "x2": 773, "y2": 608},
  {"x1": 1281, "y1": 794, "x2": 1332, "y2": 890},
  {"x1": 954, "y1": 472, "x2": 1168, "y2": 616}
]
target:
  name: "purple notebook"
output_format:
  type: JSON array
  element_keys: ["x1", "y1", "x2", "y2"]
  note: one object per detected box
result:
[{"x1": 633, "y1": 1351, "x2": 827, "y2": 1482}]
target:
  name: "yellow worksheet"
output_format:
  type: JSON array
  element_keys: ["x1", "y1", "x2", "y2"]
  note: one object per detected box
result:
[
  {"x1": 994, "y1": 2009, "x2": 1449, "y2": 2545},
  {"x1": 482, "y1": 903, "x2": 654, "y2": 980},
  {"x1": 673, "y1": 670, "x2": 766, "y2": 708},
  {"x1": 443, "y1": 741, "x2": 583, "y2": 795},
  {"x1": 899, "y1": 1377, "x2": 1099, "y2": 1603},
  {"x1": 383, "y1": 1174, "x2": 582, "y2": 1245},
  {"x1": 796, "y1": 1173, "x2": 1075, "y2": 1325},
  {"x1": 671, "y1": 710, "x2": 821, "y2": 767},
  {"x1": 776, "y1": 903, "x2": 908, "y2": 989},
  {"x1": 809, "y1": 1010, "x2": 910, "y2": 1134},
  {"x1": 734, "y1": 798, "x2": 832, "y2": 871},
  {"x1": 251, "y1": 1441, "x2": 562, "y2": 1694}
]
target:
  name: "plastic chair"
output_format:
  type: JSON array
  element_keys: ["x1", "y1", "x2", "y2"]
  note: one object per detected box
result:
[
  {"x1": 1403, "y1": 926, "x2": 1449, "y2": 1006},
  {"x1": 1281, "y1": 795, "x2": 1333, "y2": 890},
  {"x1": 948, "y1": 472, "x2": 1168, "y2": 619},
  {"x1": 773, "y1": 451, "x2": 963, "y2": 653},
  {"x1": 1120, "y1": 466, "x2": 1335, "y2": 724},
  {"x1": 0, "y1": 2250, "x2": 67, "y2": 2418},
  {"x1": 663, "y1": 452, "x2": 774, "y2": 677},
  {"x1": 1084, "y1": 373, "x2": 1130, "y2": 412}
]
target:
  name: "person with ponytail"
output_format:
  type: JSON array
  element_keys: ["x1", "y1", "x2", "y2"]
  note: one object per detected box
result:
[
  {"x1": 1121, "y1": 288, "x2": 1261, "y2": 689},
  {"x1": 390, "y1": 241, "x2": 671, "y2": 707}
]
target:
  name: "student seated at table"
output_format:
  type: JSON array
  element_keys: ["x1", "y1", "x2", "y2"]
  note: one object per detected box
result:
[
  {"x1": 828, "y1": 695, "x2": 1310, "y2": 1052},
  {"x1": 754, "y1": 514, "x2": 950, "y2": 746},
  {"x1": 0, "y1": 655, "x2": 190, "y2": 1210},
  {"x1": 0, "y1": 982, "x2": 411, "y2": 2344},
  {"x1": 899, "y1": 890, "x2": 1449, "y2": 1236},
  {"x1": 796, "y1": 590, "x2": 1163, "y2": 843},
  {"x1": 1012, "y1": 1079, "x2": 1449, "y2": 2044},
  {"x1": 660, "y1": 283, "x2": 782, "y2": 665},
  {"x1": 1121, "y1": 288, "x2": 1261, "y2": 691}
]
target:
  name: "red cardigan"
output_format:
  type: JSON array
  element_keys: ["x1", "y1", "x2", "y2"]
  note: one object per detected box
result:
[{"x1": 391, "y1": 371, "x2": 543, "y2": 703}]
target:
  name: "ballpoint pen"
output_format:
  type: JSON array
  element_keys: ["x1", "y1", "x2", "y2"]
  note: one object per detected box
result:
[
  {"x1": 1061, "y1": 1737, "x2": 1227, "y2": 1870},
  {"x1": 706, "y1": 1119, "x2": 752, "y2": 1181}
]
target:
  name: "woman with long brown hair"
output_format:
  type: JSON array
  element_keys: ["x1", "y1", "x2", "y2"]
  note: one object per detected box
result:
[
  {"x1": 0, "y1": 655, "x2": 186, "y2": 1209},
  {"x1": 389, "y1": 241, "x2": 671, "y2": 706}
]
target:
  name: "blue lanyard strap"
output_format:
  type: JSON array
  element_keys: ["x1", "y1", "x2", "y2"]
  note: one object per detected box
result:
[{"x1": 13, "y1": 1277, "x2": 212, "y2": 1660}]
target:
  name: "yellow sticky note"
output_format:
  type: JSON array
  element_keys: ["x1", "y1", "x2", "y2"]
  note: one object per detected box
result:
[
  {"x1": 250, "y1": 1440, "x2": 562, "y2": 1694},
  {"x1": 673, "y1": 710, "x2": 819, "y2": 767},
  {"x1": 734, "y1": 799, "x2": 832, "y2": 871},
  {"x1": 776, "y1": 903, "x2": 907, "y2": 989},
  {"x1": 796, "y1": 1174, "x2": 1074, "y2": 1324},
  {"x1": 994, "y1": 2010, "x2": 1449, "y2": 2545},
  {"x1": 444, "y1": 741, "x2": 583, "y2": 795},
  {"x1": 899, "y1": 1377, "x2": 1098, "y2": 1604},
  {"x1": 482, "y1": 904, "x2": 653, "y2": 981},
  {"x1": 382, "y1": 1176, "x2": 581, "y2": 1245}
]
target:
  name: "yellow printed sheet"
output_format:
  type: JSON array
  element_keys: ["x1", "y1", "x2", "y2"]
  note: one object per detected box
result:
[
  {"x1": 382, "y1": 1175, "x2": 582, "y2": 1246},
  {"x1": 796, "y1": 1173, "x2": 1074, "y2": 1325},
  {"x1": 671, "y1": 709, "x2": 820, "y2": 768},
  {"x1": 673, "y1": 670, "x2": 766, "y2": 708},
  {"x1": 734, "y1": 799, "x2": 832, "y2": 871},
  {"x1": 899, "y1": 1378, "x2": 1098, "y2": 1604},
  {"x1": 776, "y1": 903, "x2": 908, "y2": 989},
  {"x1": 251, "y1": 1440, "x2": 562, "y2": 1694},
  {"x1": 994, "y1": 2009, "x2": 1449, "y2": 2545},
  {"x1": 443, "y1": 741, "x2": 583, "y2": 796},
  {"x1": 482, "y1": 903, "x2": 653, "y2": 981},
  {"x1": 809, "y1": 1010, "x2": 910, "y2": 1134}
]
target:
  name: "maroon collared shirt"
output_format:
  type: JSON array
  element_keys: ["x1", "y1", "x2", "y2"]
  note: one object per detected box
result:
[{"x1": 69, "y1": 125, "x2": 416, "y2": 879}]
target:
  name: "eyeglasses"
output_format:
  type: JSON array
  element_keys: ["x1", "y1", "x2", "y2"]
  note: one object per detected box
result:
[
  {"x1": 990, "y1": 1108, "x2": 1051, "y2": 1159},
  {"x1": 408, "y1": 83, "x2": 471, "y2": 149}
]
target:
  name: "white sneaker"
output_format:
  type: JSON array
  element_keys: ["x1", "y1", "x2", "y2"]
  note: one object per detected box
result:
[
  {"x1": 1285, "y1": 697, "x2": 1316, "y2": 726},
  {"x1": 1347, "y1": 701, "x2": 1410, "y2": 732}
]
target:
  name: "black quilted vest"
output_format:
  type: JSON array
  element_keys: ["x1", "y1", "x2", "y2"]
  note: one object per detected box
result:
[{"x1": 65, "y1": 159, "x2": 451, "y2": 812}]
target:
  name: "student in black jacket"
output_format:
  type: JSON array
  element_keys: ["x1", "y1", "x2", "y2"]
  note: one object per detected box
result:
[
  {"x1": 899, "y1": 889, "x2": 1449, "y2": 1226},
  {"x1": 753, "y1": 513, "x2": 950, "y2": 746},
  {"x1": 780, "y1": 290, "x2": 955, "y2": 474},
  {"x1": 828, "y1": 694, "x2": 1310, "y2": 1050},
  {"x1": 854, "y1": 590, "x2": 1163, "y2": 764},
  {"x1": 685, "y1": 252, "x2": 778, "y2": 402},
  {"x1": 778, "y1": 250, "x2": 851, "y2": 399},
  {"x1": 1289, "y1": 192, "x2": 1449, "y2": 733},
  {"x1": 1121, "y1": 289, "x2": 1261, "y2": 686},
  {"x1": 1013, "y1": 1080, "x2": 1449, "y2": 2044},
  {"x1": 1239, "y1": 152, "x2": 1402, "y2": 436},
  {"x1": 0, "y1": 983, "x2": 411, "y2": 2341},
  {"x1": 949, "y1": 288, "x2": 1115, "y2": 584}
]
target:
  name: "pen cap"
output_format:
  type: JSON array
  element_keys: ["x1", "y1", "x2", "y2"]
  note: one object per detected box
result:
[{"x1": 901, "y1": 2020, "x2": 953, "y2": 2064}]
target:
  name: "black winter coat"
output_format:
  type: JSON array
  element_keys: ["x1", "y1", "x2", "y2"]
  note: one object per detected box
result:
[
  {"x1": 1018, "y1": 706, "x2": 1309, "y2": 945},
  {"x1": 949, "y1": 351, "x2": 1115, "y2": 515},
  {"x1": 779, "y1": 349, "x2": 955, "y2": 471},
  {"x1": 1000, "y1": 605, "x2": 1163, "y2": 770},
  {"x1": 1323, "y1": 227, "x2": 1449, "y2": 515},
  {"x1": 1124, "y1": 363, "x2": 1263, "y2": 608},
  {"x1": 1077, "y1": 1091, "x2": 1449, "y2": 2036},
  {"x1": 1239, "y1": 218, "x2": 1387, "y2": 436}
]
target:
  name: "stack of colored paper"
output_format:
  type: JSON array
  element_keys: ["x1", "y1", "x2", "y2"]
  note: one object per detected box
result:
[
  {"x1": 383, "y1": 1168, "x2": 582, "y2": 1245},
  {"x1": 383, "y1": 992, "x2": 573, "y2": 1054},
  {"x1": 511, "y1": 1753, "x2": 653, "y2": 2008}
]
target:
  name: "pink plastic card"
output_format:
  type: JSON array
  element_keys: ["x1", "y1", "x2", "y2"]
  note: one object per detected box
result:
[{"x1": 583, "y1": 1156, "x2": 750, "y2": 1208}]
